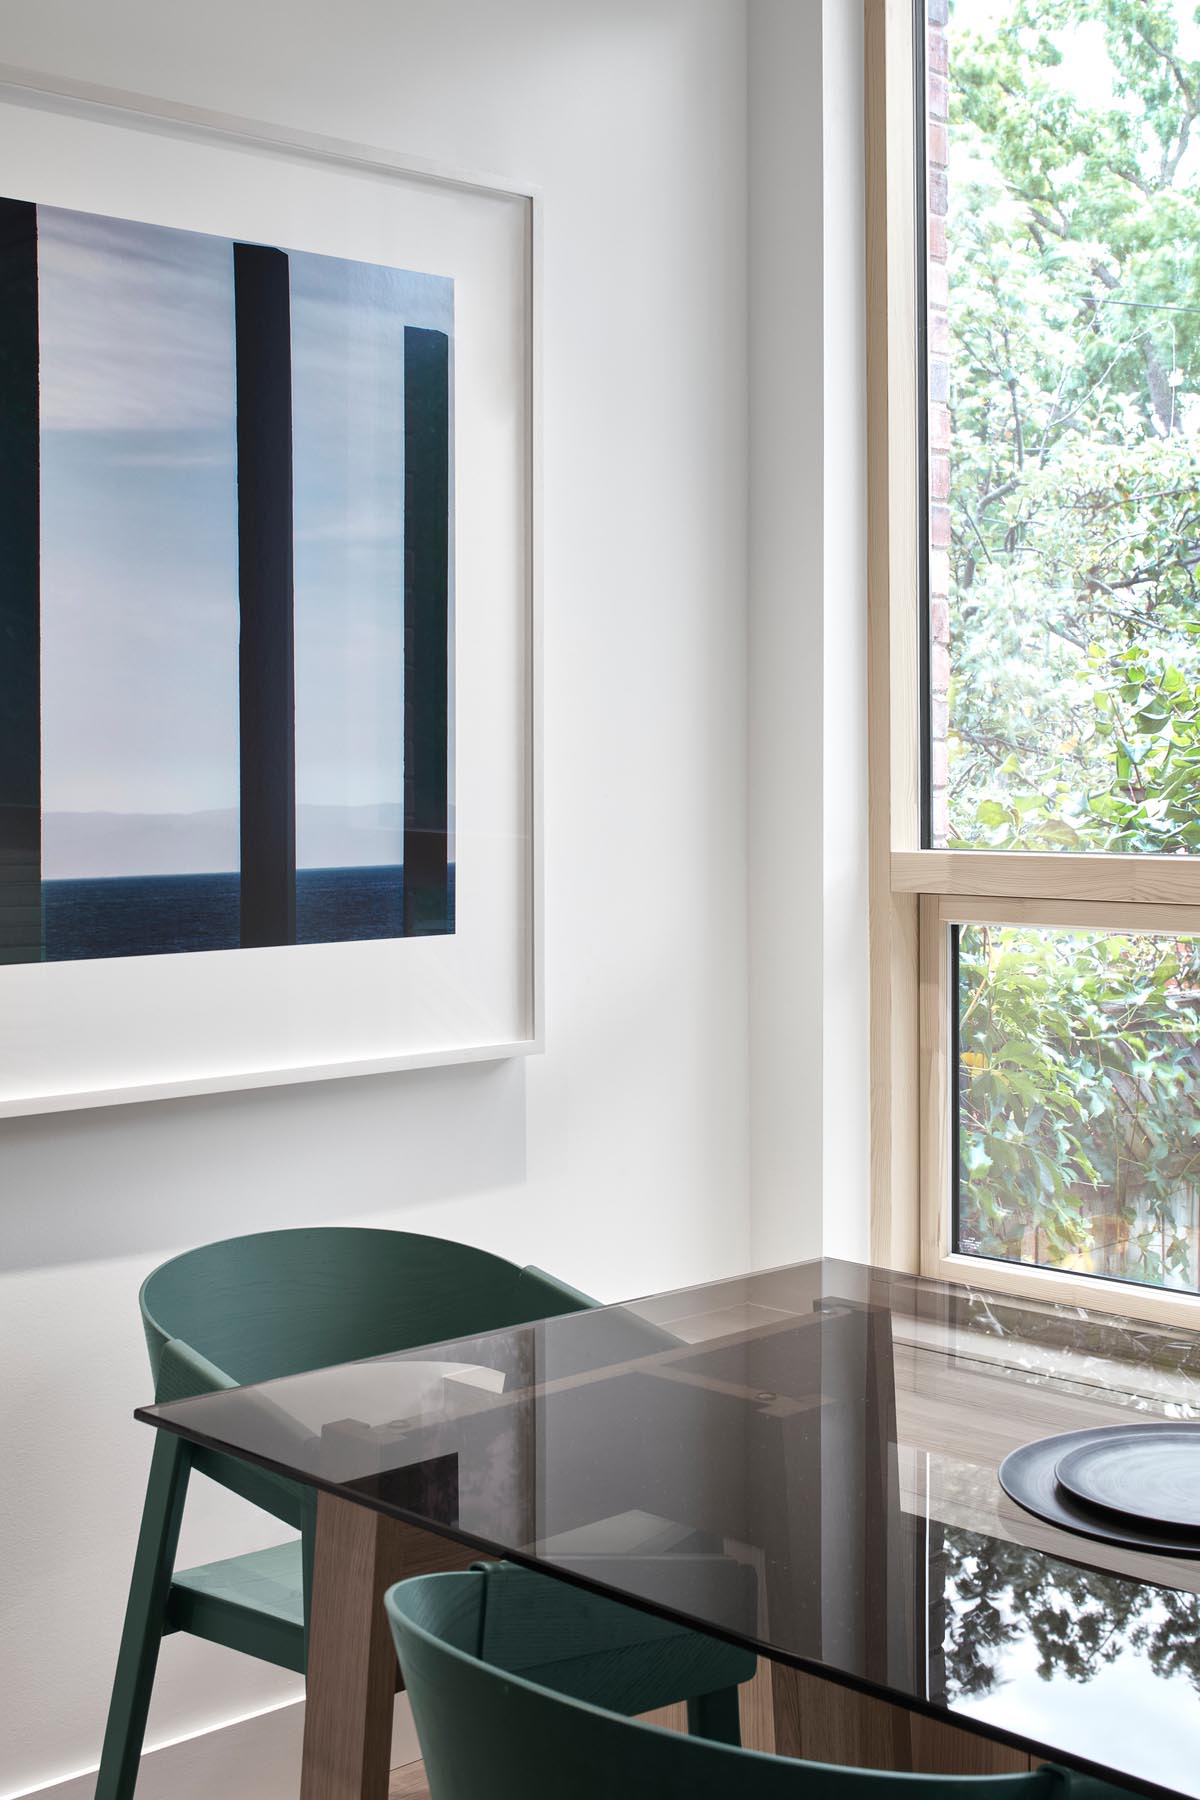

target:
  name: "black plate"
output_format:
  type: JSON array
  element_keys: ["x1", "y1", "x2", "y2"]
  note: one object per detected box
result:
[
  {"x1": 998, "y1": 1424, "x2": 1200, "y2": 1557},
  {"x1": 1055, "y1": 1425, "x2": 1200, "y2": 1532}
]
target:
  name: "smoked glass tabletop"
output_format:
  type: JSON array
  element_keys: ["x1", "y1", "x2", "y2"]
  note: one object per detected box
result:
[{"x1": 139, "y1": 1257, "x2": 1200, "y2": 1798}]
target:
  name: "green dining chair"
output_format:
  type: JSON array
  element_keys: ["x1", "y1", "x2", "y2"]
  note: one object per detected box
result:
[
  {"x1": 386, "y1": 1563, "x2": 1076, "y2": 1800},
  {"x1": 96, "y1": 1227, "x2": 754, "y2": 1799}
]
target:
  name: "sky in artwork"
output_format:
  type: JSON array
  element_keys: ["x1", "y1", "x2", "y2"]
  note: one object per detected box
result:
[
  {"x1": 291, "y1": 247, "x2": 451, "y2": 870},
  {"x1": 38, "y1": 206, "x2": 241, "y2": 869},
  {"x1": 37, "y1": 204, "x2": 453, "y2": 878}
]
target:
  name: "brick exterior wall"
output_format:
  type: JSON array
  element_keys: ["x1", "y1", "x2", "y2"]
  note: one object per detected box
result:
[{"x1": 926, "y1": 1, "x2": 951, "y2": 845}]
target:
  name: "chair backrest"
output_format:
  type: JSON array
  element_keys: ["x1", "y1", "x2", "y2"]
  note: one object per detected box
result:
[
  {"x1": 141, "y1": 1227, "x2": 593, "y2": 1392},
  {"x1": 386, "y1": 1566, "x2": 1072, "y2": 1800}
]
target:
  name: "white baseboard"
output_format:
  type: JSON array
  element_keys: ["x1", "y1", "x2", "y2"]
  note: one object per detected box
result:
[{"x1": 10, "y1": 1694, "x2": 420, "y2": 1800}]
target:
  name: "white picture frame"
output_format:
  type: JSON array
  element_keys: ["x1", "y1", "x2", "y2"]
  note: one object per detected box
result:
[{"x1": 0, "y1": 64, "x2": 543, "y2": 1117}]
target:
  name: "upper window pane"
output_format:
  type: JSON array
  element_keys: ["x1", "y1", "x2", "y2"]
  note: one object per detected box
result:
[{"x1": 924, "y1": 0, "x2": 1200, "y2": 853}]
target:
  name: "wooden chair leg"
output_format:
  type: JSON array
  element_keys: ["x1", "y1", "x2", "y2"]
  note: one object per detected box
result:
[
  {"x1": 687, "y1": 1684, "x2": 742, "y2": 1746},
  {"x1": 95, "y1": 1432, "x2": 192, "y2": 1800}
]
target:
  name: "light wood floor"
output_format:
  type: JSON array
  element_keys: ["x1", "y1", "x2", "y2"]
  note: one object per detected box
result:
[{"x1": 389, "y1": 1764, "x2": 430, "y2": 1799}]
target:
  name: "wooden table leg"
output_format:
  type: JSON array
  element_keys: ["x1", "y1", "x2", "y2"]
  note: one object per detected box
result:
[
  {"x1": 738, "y1": 1657, "x2": 779, "y2": 1753},
  {"x1": 770, "y1": 1664, "x2": 1032, "y2": 1774},
  {"x1": 300, "y1": 1493, "x2": 475, "y2": 1800}
]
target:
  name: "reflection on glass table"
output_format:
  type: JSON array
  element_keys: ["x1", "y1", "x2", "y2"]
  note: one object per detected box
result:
[{"x1": 142, "y1": 1259, "x2": 1200, "y2": 1797}]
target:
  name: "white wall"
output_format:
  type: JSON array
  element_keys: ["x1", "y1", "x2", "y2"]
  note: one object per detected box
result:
[
  {"x1": 819, "y1": 0, "x2": 870, "y2": 1265},
  {"x1": 747, "y1": 0, "x2": 869, "y2": 1272},
  {"x1": 0, "y1": 5, "x2": 750, "y2": 1794}
]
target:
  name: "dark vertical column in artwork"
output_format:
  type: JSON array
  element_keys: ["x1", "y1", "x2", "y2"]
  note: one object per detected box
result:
[
  {"x1": 402, "y1": 326, "x2": 451, "y2": 936},
  {"x1": 0, "y1": 198, "x2": 43, "y2": 964},
  {"x1": 234, "y1": 243, "x2": 296, "y2": 948}
]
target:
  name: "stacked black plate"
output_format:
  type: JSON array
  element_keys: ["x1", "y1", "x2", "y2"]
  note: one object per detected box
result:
[{"x1": 998, "y1": 1422, "x2": 1200, "y2": 1555}]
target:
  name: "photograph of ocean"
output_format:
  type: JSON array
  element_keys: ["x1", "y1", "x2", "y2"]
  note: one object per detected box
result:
[
  {"x1": 41, "y1": 866, "x2": 459, "y2": 961},
  {"x1": 0, "y1": 193, "x2": 455, "y2": 965}
]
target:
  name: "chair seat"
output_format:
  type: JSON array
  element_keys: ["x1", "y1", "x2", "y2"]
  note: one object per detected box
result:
[
  {"x1": 165, "y1": 1534, "x2": 753, "y2": 1719},
  {"x1": 163, "y1": 1535, "x2": 753, "y2": 1723},
  {"x1": 166, "y1": 1539, "x2": 305, "y2": 1673},
  {"x1": 477, "y1": 1559, "x2": 757, "y2": 1720}
]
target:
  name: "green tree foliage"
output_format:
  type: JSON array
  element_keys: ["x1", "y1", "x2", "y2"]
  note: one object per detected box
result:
[
  {"x1": 958, "y1": 924, "x2": 1200, "y2": 1281},
  {"x1": 946, "y1": 0, "x2": 1200, "y2": 852},
  {"x1": 944, "y1": 2, "x2": 1200, "y2": 1286}
]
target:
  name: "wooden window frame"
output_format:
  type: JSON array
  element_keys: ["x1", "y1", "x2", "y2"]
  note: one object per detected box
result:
[{"x1": 864, "y1": 0, "x2": 1200, "y2": 1328}]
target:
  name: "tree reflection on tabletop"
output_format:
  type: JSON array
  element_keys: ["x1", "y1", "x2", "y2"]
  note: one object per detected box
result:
[{"x1": 940, "y1": 1527, "x2": 1200, "y2": 1699}]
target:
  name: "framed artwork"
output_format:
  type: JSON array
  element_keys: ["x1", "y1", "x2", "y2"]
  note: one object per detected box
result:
[{"x1": 0, "y1": 66, "x2": 541, "y2": 1115}]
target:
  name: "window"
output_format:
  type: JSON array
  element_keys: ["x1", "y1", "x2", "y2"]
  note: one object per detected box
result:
[
  {"x1": 954, "y1": 919, "x2": 1200, "y2": 1289},
  {"x1": 866, "y1": 0, "x2": 1200, "y2": 1322},
  {"x1": 928, "y1": 0, "x2": 1200, "y2": 856}
]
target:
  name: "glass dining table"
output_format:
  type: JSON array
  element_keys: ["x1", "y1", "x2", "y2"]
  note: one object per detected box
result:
[{"x1": 138, "y1": 1257, "x2": 1200, "y2": 1800}]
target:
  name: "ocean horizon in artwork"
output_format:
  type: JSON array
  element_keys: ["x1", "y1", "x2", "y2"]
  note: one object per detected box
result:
[
  {"x1": 0, "y1": 195, "x2": 455, "y2": 965},
  {"x1": 43, "y1": 865, "x2": 458, "y2": 960}
]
